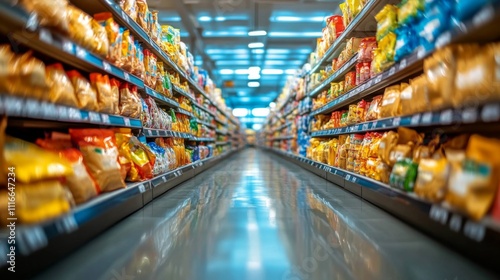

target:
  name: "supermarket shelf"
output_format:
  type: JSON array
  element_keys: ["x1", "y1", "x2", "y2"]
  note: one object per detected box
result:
[
  {"x1": 143, "y1": 128, "x2": 193, "y2": 139},
  {"x1": 176, "y1": 108, "x2": 196, "y2": 119},
  {"x1": 299, "y1": 108, "x2": 311, "y2": 116},
  {"x1": 198, "y1": 120, "x2": 216, "y2": 129},
  {"x1": 173, "y1": 86, "x2": 196, "y2": 103},
  {"x1": 194, "y1": 103, "x2": 216, "y2": 117},
  {"x1": 190, "y1": 137, "x2": 215, "y2": 142},
  {"x1": 311, "y1": 49, "x2": 425, "y2": 116},
  {"x1": 0, "y1": 149, "x2": 241, "y2": 277},
  {"x1": 267, "y1": 147, "x2": 500, "y2": 272},
  {"x1": 308, "y1": 54, "x2": 358, "y2": 98},
  {"x1": 311, "y1": 103, "x2": 500, "y2": 137},
  {"x1": 308, "y1": 0, "x2": 383, "y2": 74},
  {"x1": 144, "y1": 87, "x2": 179, "y2": 108},
  {"x1": 215, "y1": 116, "x2": 227, "y2": 125},
  {"x1": 310, "y1": 3, "x2": 500, "y2": 116},
  {"x1": 216, "y1": 141, "x2": 230, "y2": 145},
  {"x1": 274, "y1": 122, "x2": 292, "y2": 132},
  {"x1": 1, "y1": 95, "x2": 142, "y2": 128}
]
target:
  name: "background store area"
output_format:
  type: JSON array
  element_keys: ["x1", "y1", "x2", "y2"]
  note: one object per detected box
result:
[{"x1": 1, "y1": 0, "x2": 500, "y2": 279}]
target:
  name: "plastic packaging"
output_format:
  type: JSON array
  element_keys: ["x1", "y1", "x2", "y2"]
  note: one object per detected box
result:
[
  {"x1": 67, "y1": 70, "x2": 99, "y2": 111},
  {"x1": 375, "y1": 5, "x2": 398, "y2": 41},
  {"x1": 45, "y1": 63, "x2": 79, "y2": 107}
]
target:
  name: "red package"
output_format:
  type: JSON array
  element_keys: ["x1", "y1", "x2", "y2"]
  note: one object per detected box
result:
[
  {"x1": 344, "y1": 71, "x2": 357, "y2": 91},
  {"x1": 358, "y1": 37, "x2": 377, "y2": 62},
  {"x1": 327, "y1": 15, "x2": 345, "y2": 40},
  {"x1": 356, "y1": 62, "x2": 371, "y2": 85}
]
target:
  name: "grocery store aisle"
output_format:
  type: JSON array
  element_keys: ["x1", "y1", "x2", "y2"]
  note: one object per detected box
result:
[{"x1": 37, "y1": 148, "x2": 495, "y2": 280}]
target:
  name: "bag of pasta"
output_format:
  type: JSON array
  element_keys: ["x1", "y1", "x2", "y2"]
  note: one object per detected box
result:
[
  {"x1": 70, "y1": 129, "x2": 126, "y2": 192},
  {"x1": 67, "y1": 70, "x2": 99, "y2": 111},
  {"x1": 45, "y1": 63, "x2": 79, "y2": 107}
]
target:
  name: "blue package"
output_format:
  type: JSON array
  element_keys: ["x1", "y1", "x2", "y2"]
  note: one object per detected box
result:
[
  {"x1": 395, "y1": 26, "x2": 415, "y2": 61},
  {"x1": 418, "y1": 1, "x2": 452, "y2": 51},
  {"x1": 454, "y1": 0, "x2": 489, "y2": 21}
]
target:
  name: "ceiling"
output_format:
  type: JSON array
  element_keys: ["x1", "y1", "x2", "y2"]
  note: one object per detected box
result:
[{"x1": 149, "y1": 0, "x2": 341, "y2": 126}]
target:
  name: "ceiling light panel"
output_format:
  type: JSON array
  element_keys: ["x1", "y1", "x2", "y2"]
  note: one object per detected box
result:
[
  {"x1": 269, "y1": 32, "x2": 323, "y2": 38},
  {"x1": 248, "y1": 42, "x2": 264, "y2": 49},
  {"x1": 261, "y1": 69, "x2": 284, "y2": 75},
  {"x1": 248, "y1": 30, "x2": 267, "y2": 36},
  {"x1": 248, "y1": 82, "x2": 260, "y2": 88}
]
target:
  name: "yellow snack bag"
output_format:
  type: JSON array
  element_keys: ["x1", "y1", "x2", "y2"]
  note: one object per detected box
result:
[
  {"x1": 375, "y1": 5, "x2": 398, "y2": 41},
  {"x1": 424, "y1": 47, "x2": 456, "y2": 110},
  {"x1": 4, "y1": 136, "x2": 73, "y2": 184},
  {"x1": 414, "y1": 158, "x2": 450, "y2": 202},
  {"x1": 45, "y1": 63, "x2": 79, "y2": 108},
  {"x1": 447, "y1": 135, "x2": 500, "y2": 220},
  {"x1": 379, "y1": 85, "x2": 401, "y2": 118}
]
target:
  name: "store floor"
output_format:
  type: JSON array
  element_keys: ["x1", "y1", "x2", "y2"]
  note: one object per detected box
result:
[{"x1": 37, "y1": 148, "x2": 495, "y2": 280}]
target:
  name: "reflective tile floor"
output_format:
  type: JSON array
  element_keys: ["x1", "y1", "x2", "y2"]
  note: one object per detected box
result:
[{"x1": 37, "y1": 148, "x2": 497, "y2": 280}]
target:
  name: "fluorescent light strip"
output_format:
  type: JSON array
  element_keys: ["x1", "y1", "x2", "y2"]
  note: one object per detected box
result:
[
  {"x1": 261, "y1": 69, "x2": 284, "y2": 75},
  {"x1": 248, "y1": 81, "x2": 260, "y2": 87},
  {"x1": 273, "y1": 16, "x2": 325, "y2": 22},
  {"x1": 248, "y1": 30, "x2": 267, "y2": 36},
  {"x1": 248, "y1": 42, "x2": 264, "y2": 49}
]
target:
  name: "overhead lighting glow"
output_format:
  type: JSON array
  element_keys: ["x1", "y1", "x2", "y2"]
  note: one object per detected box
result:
[
  {"x1": 233, "y1": 108, "x2": 249, "y2": 117},
  {"x1": 269, "y1": 102, "x2": 276, "y2": 108},
  {"x1": 248, "y1": 66, "x2": 261, "y2": 73},
  {"x1": 219, "y1": 69, "x2": 234, "y2": 75},
  {"x1": 252, "y1": 49, "x2": 265, "y2": 54},
  {"x1": 248, "y1": 30, "x2": 267, "y2": 36},
  {"x1": 235, "y1": 69, "x2": 250, "y2": 75},
  {"x1": 262, "y1": 69, "x2": 284, "y2": 75},
  {"x1": 198, "y1": 16, "x2": 212, "y2": 22},
  {"x1": 248, "y1": 42, "x2": 264, "y2": 49},
  {"x1": 215, "y1": 16, "x2": 226, "y2": 21},
  {"x1": 285, "y1": 69, "x2": 297, "y2": 75},
  {"x1": 248, "y1": 81, "x2": 260, "y2": 88},
  {"x1": 248, "y1": 74, "x2": 261, "y2": 80},
  {"x1": 252, "y1": 124, "x2": 263, "y2": 130},
  {"x1": 273, "y1": 16, "x2": 325, "y2": 22},
  {"x1": 252, "y1": 108, "x2": 270, "y2": 117},
  {"x1": 160, "y1": 16, "x2": 181, "y2": 22}
]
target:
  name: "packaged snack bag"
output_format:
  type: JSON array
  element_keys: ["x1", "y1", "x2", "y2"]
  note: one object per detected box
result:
[
  {"x1": 379, "y1": 85, "x2": 401, "y2": 118},
  {"x1": 45, "y1": 63, "x2": 79, "y2": 107},
  {"x1": 446, "y1": 135, "x2": 500, "y2": 220},
  {"x1": 375, "y1": 5, "x2": 398, "y2": 41},
  {"x1": 358, "y1": 37, "x2": 377, "y2": 62},
  {"x1": 67, "y1": 70, "x2": 99, "y2": 111},
  {"x1": 114, "y1": 129, "x2": 136, "y2": 181},
  {"x1": 129, "y1": 137, "x2": 154, "y2": 180},
  {"x1": 120, "y1": 0, "x2": 137, "y2": 21},
  {"x1": 90, "y1": 19, "x2": 110, "y2": 57},
  {"x1": 70, "y1": 129, "x2": 126, "y2": 192},
  {"x1": 365, "y1": 95, "x2": 382, "y2": 121},
  {"x1": 120, "y1": 83, "x2": 142, "y2": 118},
  {"x1": 67, "y1": 5, "x2": 94, "y2": 50},
  {"x1": 344, "y1": 71, "x2": 357, "y2": 91},
  {"x1": 4, "y1": 136, "x2": 73, "y2": 183},
  {"x1": 327, "y1": 15, "x2": 345, "y2": 41},
  {"x1": 95, "y1": 13, "x2": 122, "y2": 64},
  {"x1": 415, "y1": 157, "x2": 450, "y2": 202},
  {"x1": 20, "y1": 0, "x2": 70, "y2": 34},
  {"x1": 90, "y1": 73, "x2": 114, "y2": 114},
  {"x1": 390, "y1": 158, "x2": 418, "y2": 191}
]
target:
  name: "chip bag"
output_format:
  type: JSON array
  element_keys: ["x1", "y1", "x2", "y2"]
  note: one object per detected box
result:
[
  {"x1": 45, "y1": 63, "x2": 79, "y2": 108},
  {"x1": 70, "y1": 129, "x2": 126, "y2": 192},
  {"x1": 67, "y1": 70, "x2": 99, "y2": 111}
]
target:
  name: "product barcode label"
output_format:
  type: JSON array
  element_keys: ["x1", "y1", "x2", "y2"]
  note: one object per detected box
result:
[
  {"x1": 75, "y1": 46, "x2": 87, "y2": 59},
  {"x1": 101, "y1": 114, "x2": 110, "y2": 124},
  {"x1": 429, "y1": 205, "x2": 448, "y2": 225},
  {"x1": 124, "y1": 72, "x2": 131, "y2": 82},
  {"x1": 421, "y1": 112, "x2": 433, "y2": 124},
  {"x1": 440, "y1": 109, "x2": 453, "y2": 124},
  {"x1": 481, "y1": 103, "x2": 500, "y2": 122},
  {"x1": 462, "y1": 107, "x2": 478, "y2": 123},
  {"x1": 123, "y1": 118, "x2": 131, "y2": 126},
  {"x1": 393, "y1": 117, "x2": 401, "y2": 126},
  {"x1": 88, "y1": 112, "x2": 101, "y2": 122},
  {"x1": 62, "y1": 39, "x2": 73, "y2": 54},
  {"x1": 102, "y1": 61, "x2": 112, "y2": 72},
  {"x1": 138, "y1": 184, "x2": 146, "y2": 193},
  {"x1": 410, "y1": 114, "x2": 420, "y2": 125}
]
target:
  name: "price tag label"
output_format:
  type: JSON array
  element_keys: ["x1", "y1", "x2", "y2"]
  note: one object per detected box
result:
[
  {"x1": 352, "y1": 125, "x2": 358, "y2": 132},
  {"x1": 101, "y1": 114, "x2": 110, "y2": 124},
  {"x1": 123, "y1": 117, "x2": 131, "y2": 126},
  {"x1": 362, "y1": 123, "x2": 369, "y2": 131},
  {"x1": 473, "y1": 5, "x2": 494, "y2": 27},
  {"x1": 449, "y1": 214, "x2": 462, "y2": 232},
  {"x1": 371, "y1": 121, "x2": 378, "y2": 129},
  {"x1": 462, "y1": 107, "x2": 478, "y2": 123},
  {"x1": 19, "y1": 227, "x2": 48, "y2": 254},
  {"x1": 146, "y1": 129, "x2": 152, "y2": 136},
  {"x1": 62, "y1": 39, "x2": 73, "y2": 54},
  {"x1": 481, "y1": 103, "x2": 500, "y2": 122},
  {"x1": 421, "y1": 112, "x2": 433, "y2": 124},
  {"x1": 39, "y1": 29, "x2": 53, "y2": 44},
  {"x1": 429, "y1": 205, "x2": 449, "y2": 225},
  {"x1": 55, "y1": 214, "x2": 78, "y2": 233},
  {"x1": 138, "y1": 184, "x2": 146, "y2": 193},
  {"x1": 57, "y1": 106, "x2": 69, "y2": 120},
  {"x1": 68, "y1": 108, "x2": 82, "y2": 121},
  {"x1": 102, "y1": 61, "x2": 112, "y2": 72},
  {"x1": 463, "y1": 221, "x2": 486, "y2": 242},
  {"x1": 345, "y1": 174, "x2": 351, "y2": 181},
  {"x1": 367, "y1": 80, "x2": 373, "y2": 87},
  {"x1": 399, "y1": 59, "x2": 407, "y2": 70},
  {"x1": 75, "y1": 46, "x2": 87, "y2": 59},
  {"x1": 393, "y1": 117, "x2": 401, "y2": 126},
  {"x1": 389, "y1": 67, "x2": 396, "y2": 76},
  {"x1": 89, "y1": 112, "x2": 101, "y2": 123},
  {"x1": 440, "y1": 109, "x2": 453, "y2": 124},
  {"x1": 375, "y1": 75, "x2": 382, "y2": 84},
  {"x1": 410, "y1": 114, "x2": 420, "y2": 125},
  {"x1": 162, "y1": 176, "x2": 167, "y2": 182},
  {"x1": 122, "y1": 11, "x2": 130, "y2": 24},
  {"x1": 124, "y1": 72, "x2": 131, "y2": 82}
]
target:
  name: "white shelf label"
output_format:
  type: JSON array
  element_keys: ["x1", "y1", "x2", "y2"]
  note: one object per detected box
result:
[
  {"x1": 55, "y1": 215, "x2": 78, "y2": 233},
  {"x1": 62, "y1": 39, "x2": 73, "y2": 54},
  {"x1": 122, "y1": 11, "x2": 130, "y2": 24},
  {"x1": 429, "y1": 205, "x2": 448, "y2": 225},
  {"x1": 462, "y1": 107, "x2": 478, "y2": 123},
  {"x1": 101, "y1": 114, "x2": 110, "y2": 124},
  {"x1": 19, "y1": 227, "x2": 47, "y2": 254},
  {"x1": 88, "y1": 112, "x2": 101, "y2": 122},
  {"x1": 123, "y1": 118, "x2": 131, "y2": 126},
  {"x1": 102, "y1": 61, "x2": 112, "y2": 72},
  {"x1": 421, "y1": 112, "x2": 433, "y2": 124},
  {"x1": 410, "y1": 114, "x2": 420, "y2": 125},
  {"x1": 463, "y1": 221, "x2": 486, "y2": 242},
  {"x1": 138, "y1": 184, "x2": 146, "y2": 193},
  {"x1": 399, "y1": 59, "x2": 407, "y2": 70},
  {"x1": 68, "y1": 108, "x2": 82, "y2": 121},
  {"x1": 362, "y1": 123, "x2": 369, "y2": 131},
  {"x1": 436, "y1": 31, "x2": 451, "y2": 49},
  {"x1": 473, "y1": 5, "x2": 494, "y2": 27},
  {"x1": 39, "y1": 29, "x2": 53, "y2": 44},
  {"x1": 124, "y1": 72, "x2": 131, "y2": 82},
  {"x1": 417, "y1": 47, "x2": 426, "y2": 59},
  {"x1": 375, "y1": 75, "x2": 382, "y2": 84},
  {"x1": 389, "y1": 67, "x2": 396, "y2": 76},
  {"x1": 75, "y1": 46, "x2": 87, "y2": 59},
  {"x1": 393, "y1": 117, "x2": 401, "y2": 126},
  {"x1": 440, "y1": 109, "x2": 453, "y2": 124},
  {"x1": 162, "y1": 176, "x2": 167, "y2": 182},
  {"x1": 481, "y1": 103, "x2": 500, "y2": 122}
]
